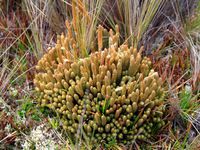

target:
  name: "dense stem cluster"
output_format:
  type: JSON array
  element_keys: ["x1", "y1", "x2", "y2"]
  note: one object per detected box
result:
[{"x1": 34, "y1": 24, "x2": 166, "y2": 144}]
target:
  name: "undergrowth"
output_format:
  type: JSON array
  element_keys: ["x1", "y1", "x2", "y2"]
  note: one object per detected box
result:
[{"x1": 0, "y1": 0, "x2": 200, "y2": 149}]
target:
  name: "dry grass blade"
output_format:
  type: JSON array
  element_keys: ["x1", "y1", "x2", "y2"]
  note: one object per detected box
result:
[
  {"x1": 183, "y1": 0, "x2": 200, "y2": 90},
  {"x1": 69, "y1": 0, "x2": 105, "y2": 57},
  {"x1": 102, "y1": 0, "x2": 165, "y2": 46},
  {"x1": 23, "y1": 0, "x2": 50, "y2": 58},
  {"x1": 187, "y1": 36, "x2": 200, "y2": 90}
]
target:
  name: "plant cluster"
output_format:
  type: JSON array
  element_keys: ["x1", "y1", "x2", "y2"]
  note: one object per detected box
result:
[{"x1": 34, "y1": 24, "x2": 166, "y2": 144}]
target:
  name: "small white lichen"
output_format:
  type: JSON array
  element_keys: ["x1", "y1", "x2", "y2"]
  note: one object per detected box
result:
[{"x1": 22, "y1": 124, "x2": 63, "y2": 150}]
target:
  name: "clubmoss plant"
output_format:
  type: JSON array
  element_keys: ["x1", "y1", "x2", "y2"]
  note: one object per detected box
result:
[{"x1": 34, "y1": 23, "x2": 166, "y2": 144}]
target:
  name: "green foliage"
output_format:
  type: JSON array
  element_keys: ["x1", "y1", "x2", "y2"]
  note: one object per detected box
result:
[
  {"x1": 17, "y1": 100, "x2": 53, "y2": 122},
  {"x1": 101, "y1": 99, "x2": 110, "y2": 115},
  {"x1": 179, "y1": 89, "x2": 200, "y2": 115},
  {"x1": 177, "y1": 87, "x2": 200, "y2": 138},
  {"x1": 49, "y1": 118, "x2": 59, "y2": 129},
  {"x1": 18, "y1": 101, "x2": 42, "y2": 122},
  {"x1": 104, "y1": 138, "x2": 117, "y2": 149},
  {"x1": 179, "y1": 90, "x2": 192, "y2": 111},
  {"x1": 18, "y1": 101, "x2": 34, "y2": 119}
]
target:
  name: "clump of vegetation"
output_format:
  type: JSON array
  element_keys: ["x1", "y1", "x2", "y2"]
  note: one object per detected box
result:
[
  {"x1": 34, "y1": 23, "x2": 166, "y2": 145},
  {"x1": 1, "y1": 0, "x2": 199, "y2": 149}
]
